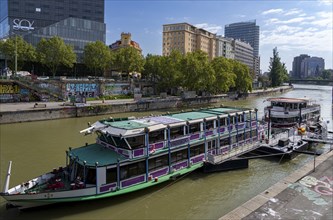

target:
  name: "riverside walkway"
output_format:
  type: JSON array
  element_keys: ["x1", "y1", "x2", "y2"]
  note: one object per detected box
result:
[{"x1": 220, "y1": 150, "x2": 333, "y2": 219}]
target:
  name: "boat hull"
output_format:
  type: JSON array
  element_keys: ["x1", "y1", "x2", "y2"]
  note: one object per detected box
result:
[{"x1": 1, "y1": 162, "x2": 203, "y2": 209}]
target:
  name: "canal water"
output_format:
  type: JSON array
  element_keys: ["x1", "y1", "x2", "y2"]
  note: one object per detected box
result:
[{"x1": 0, "y1": 84, "x2": 332, "y2": 219}]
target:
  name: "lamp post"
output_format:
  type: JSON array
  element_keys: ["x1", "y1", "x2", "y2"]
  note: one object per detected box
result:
[{"x1": 14, "y1": 34, "x2": 17, "y2": 77}]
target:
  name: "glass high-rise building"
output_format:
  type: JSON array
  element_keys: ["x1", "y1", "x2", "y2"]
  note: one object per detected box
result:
[
  {"x1": 225, "y1": 20, "x2": 259, "y2": 57},
  {"x1": 0, "y1": 0, "x2": 106, "y2": 62}
]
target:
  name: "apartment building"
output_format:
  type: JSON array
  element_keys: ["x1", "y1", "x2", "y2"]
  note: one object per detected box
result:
[
  {"x1": 162, "y1": 23, "x2": 216, "y2": 59},
  {"x1": 216, "y1": 36, "x2": 234, "y2": 59},
  {"x1": 232, "y1": 39, "x2": 254, "y2": 72}
]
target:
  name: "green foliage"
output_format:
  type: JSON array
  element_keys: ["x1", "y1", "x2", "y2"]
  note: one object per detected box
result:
[
  {"x1": 321, "y1": 70, "x2": 332, "y2": 80},
  {"x1": 0, "y1": 36, "x2": 36, "y2": 73},
  {"x1": 268, "y1": 47, "x2": 288, "y2": 87},
  {"x1": 231, "y1": 60, "x2": 253, "y2": 93},
  {"x1": 181, "y1": 50, "x2": 214, "y2": 93},
  {"x1": 113, "y1": 47, "x2": 144, "y2": 75},
  {"x1": 83, "y1": 41, "x2": 112, "y2": 77},
  {"x1": 211, "y1": 57, "x2": 236, "y2": 93},
  {"x1": 36, "y1": 37, "x2": 76, "y2": 77},
  {"x1": 142, "y1": 53, "x2": 161, "y2": 82}
]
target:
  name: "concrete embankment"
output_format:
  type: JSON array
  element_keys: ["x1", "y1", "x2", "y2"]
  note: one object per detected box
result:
[
  {"x1": 0, "y1": 86, "x2": 292, "y2": 124},
  {"x1": 220, "y1": 150, "x2": 333, "y2": 219}
]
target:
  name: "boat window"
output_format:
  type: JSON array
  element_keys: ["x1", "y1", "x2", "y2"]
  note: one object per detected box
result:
[
  {"x1": 220, "y1": 137, "x2": 230, "y2": 146},
  {"x1": 106, "y1": 168, "x2": 117, "y2": 183},
  {"x1": 190, "y1": 143, "x2": 205, "y2": 157},
  {"x1": 120, "y1": 161, "x2": 145, "y2": 180},
  {"x1": 237, "y1": 133, "x2": 244, "y2": 141},
  {"x1": 170, "y1": 126, "x2": 185, "y2": 139},
  {"x1": 251, "y1": 130, "x2": 257, "y2": 137},
  {"x1": 231, "y1": 136, "x2": 236, "y2": 144},
  {"x1": 112, "y1": 136, "x2": 128, "y2": 149},
  {"x1": 219, "y1": 118, "x2": 227, "y2": 126},
  {"x1": 126, "y1": 135, "x2": 145, "y2": 149},
  {"x1": 237, "y1": 114, "x2": 243, "y2": 123},
  {"x1": 86, "y1": 168, "x2": 96, "y2": 184},
  {"x1": 245, "y1": 131, "x2": 251, "y2": 139},
  {"x1": 171, "y1": 149, "x2": 188, "y2": 164},
  {"x1": 148, "y1": 154, "x2": 168, "y2": 171},
  {"x1": 189, "y1": 123, "x2": 201, "y2": 134},
  {"x1": 75, "y1": 164, "x2": 84, "y2": 180},
  {"x1": 149, "y1": 129, "x2": 165, "y2": 144},
  {"x1": 205, "y1": 120, "x2": 215, "y2": 130},
  {"x1": 229, "y1": 116, "x2": 235, "y2": 124}
]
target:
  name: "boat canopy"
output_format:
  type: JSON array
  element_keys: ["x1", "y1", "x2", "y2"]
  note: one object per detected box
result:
[
  {"x1": 83, "y1": 107, "x2": 253, "y2": 137},
  {"x1": 69, "y1": 143, "x2": 126, "y2": 166}
]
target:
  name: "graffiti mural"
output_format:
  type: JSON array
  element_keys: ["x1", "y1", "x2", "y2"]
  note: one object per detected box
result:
[
  {"x1": 66, "y1": 83, "x2": 99, "y2": 98},
  {"x1": 0, "y1": 84, "x2": 20, "y2": 94},
  {"x1": 104, "y1": 83, "x2": 130, "y2": 95}
]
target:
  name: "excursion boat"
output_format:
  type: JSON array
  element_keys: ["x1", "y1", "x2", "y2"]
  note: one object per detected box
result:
[
  {"x1": 1, "y1": 106, "x2": 263, "y2": 209},
  {"x1": 264, "y1": 97, "x2": 321, "y2": 130}
]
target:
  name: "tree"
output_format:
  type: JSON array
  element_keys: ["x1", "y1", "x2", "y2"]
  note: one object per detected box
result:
[
  {"x1": 36, "y1": 37, "x2": 76, "y2": 77},
  {"x1": 231, "y1": 60, "x2": 253, "y2": 93},
  {"x1": 113, "y1": 47, "x2": 144, "y2": 76},
  {"x1": 83, "y1": 41, "x2": 112, "y2": 77},
  {"x1": 211, "y1": 57, "x2": 236, "y2": 93},
  {"x1": 180, "y1": 50, "x2": 214, "y2": 93},
  {"x1": 158, "y1": 50, "x2": 184, "y2": 94},
  {"x1": 321, "y1": 70, "x2": 332, "y2": 80},
  {"x1": 268, "y1": 47, "x2": 288, "y2": 87},
  {"x1": 0, "y1": 36, "x2": 36, "y2": 74}
]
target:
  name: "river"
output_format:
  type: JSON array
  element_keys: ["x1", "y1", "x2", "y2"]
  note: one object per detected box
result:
[{"x1": 0, "y1": 84, "x2": 332, "y2": 219}]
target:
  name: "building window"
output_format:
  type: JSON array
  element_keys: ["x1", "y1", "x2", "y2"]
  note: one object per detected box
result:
[{"x1": 36, "y1": 8, "x2": 41, "y2": 12}]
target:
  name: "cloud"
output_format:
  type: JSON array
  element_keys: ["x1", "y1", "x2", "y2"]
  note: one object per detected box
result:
[
  {"x1": 194, "y1": 23, "x2": 222, "y2": 33},
  {"x1": 284, "y1": 8, "x2": 303, "y2": 16},
  {"x1": 165, "y1": 17, "x2": 175, "y2": 21},
  {"x1": 265, "y1": 16, "x2": 316, "y2": 25},
  {"x1": 262, "y1": 8, "x2": 284, "y2": 15},
  {"x1": 317, "y1": 0, "x2": 333, "y2": 6}
]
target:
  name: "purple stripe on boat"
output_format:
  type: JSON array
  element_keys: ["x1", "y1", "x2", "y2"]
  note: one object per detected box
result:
[
  {"x1": 251, "y1": 121, "x2": 257, "y2": 127},
  {"x1": 170, "y1": 137, "x2": 189, "y2": 148},
  {"x1": 172, "y1": 160, "x2": 188, "y2": 170},
  {"x1": 228, "y1": 125, "x2": 233, "y2": 131},
  {"x1": 149, "y1": 142, "x2": 164, "y2": 151},
  {"x1": 118, "y1": 149, "x2": 129, "y2": 158},
  {"x1": 191, "y1": 154, "x2": 204, "y2": 164},
  {"x1": 237, "y1": 123, "x2": 245, "y2": 129},
  {"x1": 121, "y1": 175, "x2": 145, "y2": 188},
  {"x1": 150, "y1": 167, "x2": 169, "y2": 178},
  {"x1": 219, "y1": 127, "x2": 225, "y2": 133},
  {"x1": 100, "y1": 182, "x2": 117, "y2": 193},
  {"x1": 190, "y1": 133, "x2": 200, "y2": 140},
  {"x1": 133, "y1": 148, "x2": 145, "y2": 157},
  {"x1": 205, "y1": 130, "x2": 213, "y2": 136}
]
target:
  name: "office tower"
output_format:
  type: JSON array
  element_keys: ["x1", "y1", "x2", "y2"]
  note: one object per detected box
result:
[
  {"x1": 0, "y1": 0, "x2": 106, "y2": 62},
  {"x1": 292, "y1": 54, "x2": 310, "y2": 79}
]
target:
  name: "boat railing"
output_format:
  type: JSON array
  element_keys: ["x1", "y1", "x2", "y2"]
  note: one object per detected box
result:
[{"x1": 207, "y1": 141, "x2": 260, "y2": 164}]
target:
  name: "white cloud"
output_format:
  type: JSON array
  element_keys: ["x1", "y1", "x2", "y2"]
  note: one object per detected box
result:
[
  {"x1": 266, "y1": 16, "x2": 316, "y2": 25},
  {"x1": 284, "y1": 8, "x2": 303, "y2": 16},
  {"x1": 317, "y1": 0, "x2": 333, "y2": 6},
  {"x1": 165, "y1": 17, "x2": 175, "y2": 21},
  {"x1": 194, "y1": 23, "x2": 222, "y2": 33},
  {"x1": 262, "y1": 8, "x2": 284, "y2": 15}
]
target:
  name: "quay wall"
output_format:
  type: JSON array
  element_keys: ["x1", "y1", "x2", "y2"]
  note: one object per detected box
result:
[{"x1": 0, "y1": 86, "x2": 293, "y2": 124}]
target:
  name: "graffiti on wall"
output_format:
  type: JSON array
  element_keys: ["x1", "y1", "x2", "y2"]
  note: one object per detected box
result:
[
  {"x1": 104, "y1": 83, "x2": 130, "y2": 95},
  {"x1": 66, "y1": 83, "x2": 99, "y2": 98},
  {"x1": 0, "y1": 84, "x2": 20, "y2": 94}
]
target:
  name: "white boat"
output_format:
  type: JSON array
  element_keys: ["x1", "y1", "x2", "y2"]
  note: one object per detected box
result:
[
  {"x1": 1, "y1": 106, "x2": 263, "y2": 209},
  {"x1": 264, "y1": 97, "x2": 321, "y2": 129}
]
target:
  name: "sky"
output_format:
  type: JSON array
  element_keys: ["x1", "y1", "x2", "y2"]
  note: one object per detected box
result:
[{"x1": 104, "y1": 0, "x2": 333, "y2": 73}]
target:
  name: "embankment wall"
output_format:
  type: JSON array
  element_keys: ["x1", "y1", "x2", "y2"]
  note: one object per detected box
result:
[{"x1": 0, "y1": 86, "x2": 292, "y2": 124}]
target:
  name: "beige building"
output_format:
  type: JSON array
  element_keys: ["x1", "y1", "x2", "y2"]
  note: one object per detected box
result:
[
  {"x1": 162, "y1": 23, "x2": 216, "y2": 59},
  {"x1": 109, "y1": 32, "x2": 142, "y2": 53}
]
